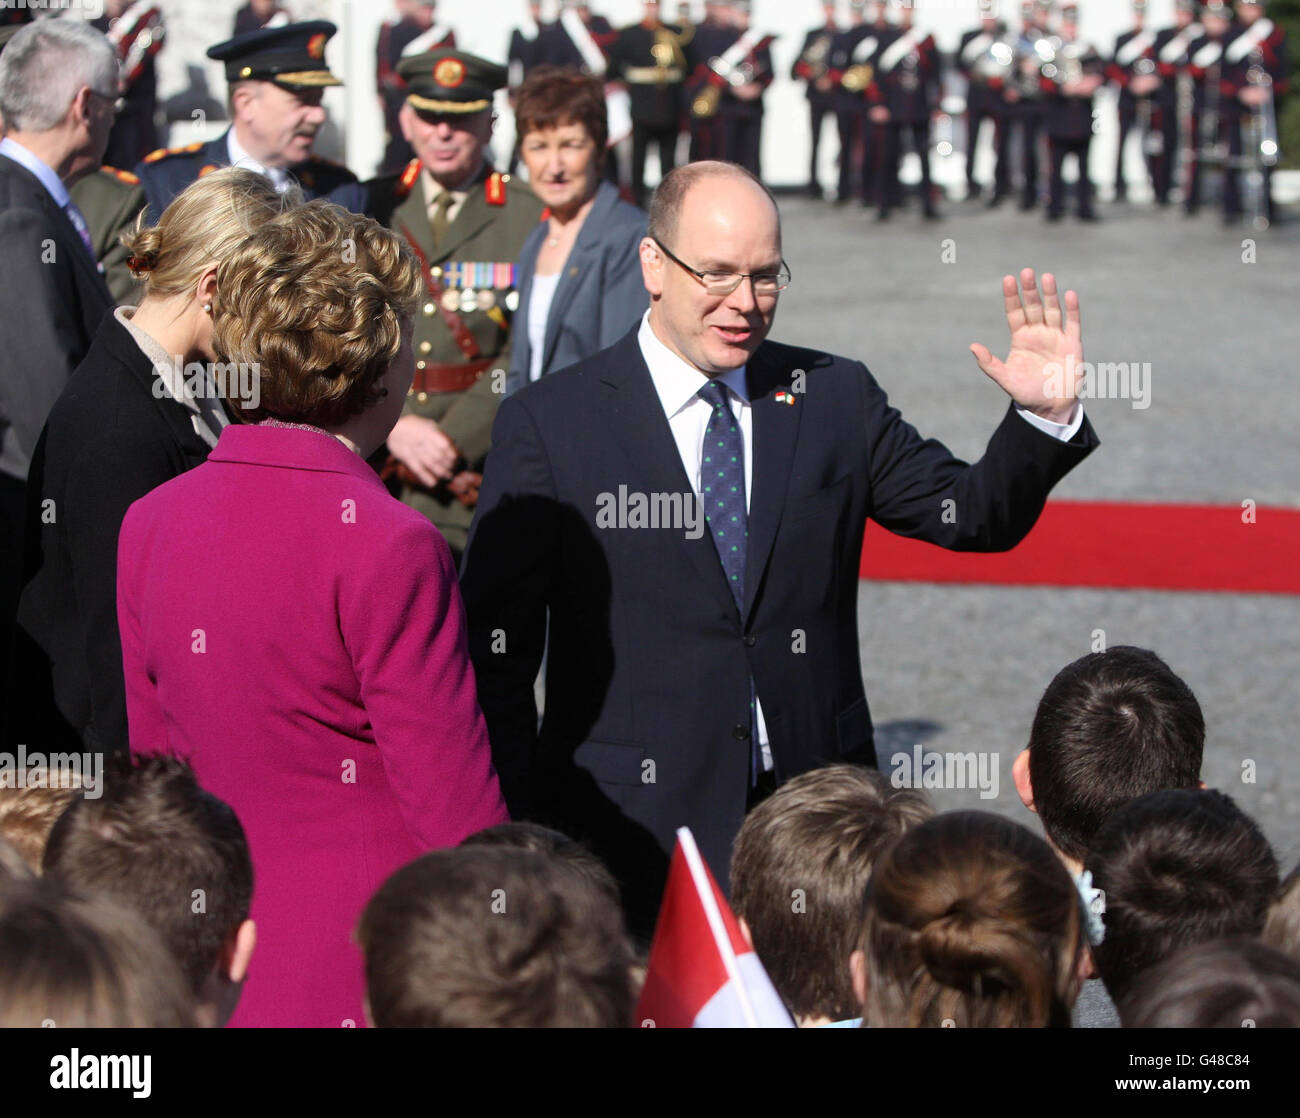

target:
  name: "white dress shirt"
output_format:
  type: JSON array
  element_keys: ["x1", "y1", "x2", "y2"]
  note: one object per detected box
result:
[
  {"x1": 227, "y1": 130, "x2": 293, "y2": 193},
  {"x1": 635, "y1": 311, "x2": 1085, "y2": 770}
]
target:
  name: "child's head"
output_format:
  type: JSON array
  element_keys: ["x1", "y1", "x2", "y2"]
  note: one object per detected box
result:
[
  {"x1": 0, "y1": 876, "x2": 194, "y2": 1027},
  {"x1": 1262, "y1": 864, "x2": 1300, "y2": 965},
  {"x1": 1015, "y1": 646, "x2": 1204, "y2": 864},
  {"x1": 1121, "y1": 937, "x2": 1300, "y2": 1028},
  {"x1": 0, "y1": 767, "x2": 83, "y2": 872},
  {"x1": 729, "y1": 764, "x2": 931, "y2": 1024},
  {"x1": 1086, "y1": 789, "x2": 1278, "y2": 1005},
  {"x1": 855, "y1": 811, "x2": 1084, "y2": 1028},
  {"x1": 358, "y1": 846, "x2": 634, "y2": 1027},
  {"x1": 41, "y1": 755, "x2": 255, "y2": 1027},
  {"x1": 459, "y1": 820, "x2": 620, "y2": 906}
]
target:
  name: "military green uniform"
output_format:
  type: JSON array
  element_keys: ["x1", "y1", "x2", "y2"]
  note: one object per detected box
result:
[
  {"x1": 68, "y1": 166, "x2": 147, "y2": 306},
  {"x1": 366, "y1": 159, "x2": 543, "y2": 554},
  {"x1": 364, "y1": 46, "x2": 545, "y2": 556}
]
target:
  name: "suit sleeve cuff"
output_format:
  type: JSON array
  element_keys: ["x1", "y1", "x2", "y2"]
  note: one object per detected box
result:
[{"x1": 1014, "y1": 401, "x2": 1085, "y2": 442}]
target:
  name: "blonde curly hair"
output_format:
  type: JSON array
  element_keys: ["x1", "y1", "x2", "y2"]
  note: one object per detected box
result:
[{"x1": 211, "y1": 200, "x2": 422, "y2": 426}]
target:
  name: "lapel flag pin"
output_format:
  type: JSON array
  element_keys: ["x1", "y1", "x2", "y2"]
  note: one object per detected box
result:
[{"x1": 774, "y1": 390, "x2": 796, "y2": 406}]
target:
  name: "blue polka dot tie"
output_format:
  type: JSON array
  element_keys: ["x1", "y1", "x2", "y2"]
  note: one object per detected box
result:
[
  {"x1": 698, "y1": 380, "x2": 762, "y2": 783},
  {"x1": 698, "y1": 380, "x2": 747, "y2": 609}
]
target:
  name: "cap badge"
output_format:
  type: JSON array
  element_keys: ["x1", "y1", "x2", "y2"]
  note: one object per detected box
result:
[{"x1": 435, "y1": 57, "x2": 466, "y2": 88}]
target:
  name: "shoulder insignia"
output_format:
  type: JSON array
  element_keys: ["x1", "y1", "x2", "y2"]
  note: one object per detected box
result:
[
  {"x1": 103, "y1": 165, "x2": 141, "y2": 185},
  {"x1": 395, "y1": 159, "x2": 421, "y2": 201},
  {"x1": 486, "y1": 171, "x2": 506, "y2": 206},
  {"x1": 142, "y1": 141, "x2": 204, "y2": 164},
  {"x1": 198, "y1": 164, "x2": 220, "y2": 178}
]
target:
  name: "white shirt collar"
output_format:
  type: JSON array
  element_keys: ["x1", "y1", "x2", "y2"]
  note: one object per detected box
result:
[
  {"x1": 226, "y1": 129, "x2": 292, "y2": 192},
  {"x1": 637, "y1": 311, "x2": 750, "y2": 419},
  {"x1": 0, "y1": 136, "x2": 70, "y2": 209}
]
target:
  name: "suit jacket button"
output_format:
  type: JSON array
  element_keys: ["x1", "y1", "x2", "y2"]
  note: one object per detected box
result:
[
  {"x1": 743, "y1": 634, "x2": 756, "y2": 647},
  {"x1": 732, "y1": 724, "x2": 750, "y2": 741}
]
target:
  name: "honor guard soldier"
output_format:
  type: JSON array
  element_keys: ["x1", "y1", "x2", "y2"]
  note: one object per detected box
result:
[
  {"x1": 792, "y1": 0, "x2": 840, "y2": 198},
  {"x1": 134, "y1": 21, "x2": 363, "y2": 223},
  {"x1": 1010, "y1": 0, "x2": 1054, "y2": 210},
  {"x1": 507, "y1": 3, "x2": 549, "y2": 175},
  {"x1": 91, "y1": 0, "x2": 165, "y2": 169},
  {"x1": 874, "y1": 0, "x2": 940, "y2": 220},
  {"x1": 715, "y1": 0, "x2": 774, "y2": 180},
  {"x1": 957, "y1": 0, "x2": 1013, "y2": 201},
  {"x1": 1042, "y1": 3, "x2": 1105, "y2": 221},
  {"x1": 1184, "y1": 1, "x2": 1237, "y2": 216},
  {"x1": 233, "y1": 2, "x2": 291, "y2": 36},
  {"x1": 609, "y1": 2, "x2": 689, "y2": 208},
  {"x1": 364, "y1": 49, "x2": 544, "y2": 562},
  {"x1": 1152, "y1": 1, "x2": 1203, "y2": 207},
  {"x1": 377, "y1": 2, "x2": 456, "y2": 174},
  {"x1": 538, "y1": 0, "x2": 617, "y2": 73},
  {"x1": 1220, "y1": 0, "x2": 1289, "y2": 226},
  {"x1": 685, "y1": 1, "x2": 736, "y2": 162},
  {"x1": 828, "y1": 0, "x2": 884, "y2": 206},
  {"x1": 1109, "y1": 0, "x2": 1159, "y2": 202}
]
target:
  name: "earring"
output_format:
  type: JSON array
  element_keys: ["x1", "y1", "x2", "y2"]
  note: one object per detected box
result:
[{"x1": 203, "y1": 303, "x2": 212, "y2": 314}]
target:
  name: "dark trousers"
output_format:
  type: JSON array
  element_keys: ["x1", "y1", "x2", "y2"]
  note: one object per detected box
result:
[
  {"x1": 1114, "y1": 99, "x2": 1136, "y2": 191},
  {"x1": 836, "y1": 110, "x2": 865, "y2": 200},
  {"x1": 879, "y1": 120, "x2": 933, "y2": 215},
  {"x1": 1185, "y1": 109, "x2": 1225, "y2": 213},
  {"x1": 1016, "y1": 104, "x2": 1046, "y2": 205},
  {"x1": 807, "y1": 100, "x2": 833, "y2": 190},
  {"x1": 690, "y1": 114, "x2": 726, "y2": 162},
  {"x1": 631, "y1": 123, "x2": 677, "y2": 208},
  {"x1": 724, "y1": 110, "x2": 763, "y2": 179},
  {"x1": 1048, "y1": 135, "x2": 1095, "y2": 217},
  {"x1": 1151, "y1": 102, "x2": 1178, "y2": 203}
]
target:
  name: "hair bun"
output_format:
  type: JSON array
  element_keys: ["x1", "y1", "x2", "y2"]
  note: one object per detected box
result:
[{"x1": 126, "y1": 250, "x2": 159, "y2": 277}]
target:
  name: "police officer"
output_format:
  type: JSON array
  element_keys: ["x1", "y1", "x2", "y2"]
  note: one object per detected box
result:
[
  {"x1": 610, "y1": 1, "x2": 689, "y2": 208},
  {"x1": 1152, "y1": 0, "x2": 1203, "y2": 207},
  {"x1": 1042, "y1": 3, "x2": 1104, "y2": 221},
  {"x1": 134, "y1": 21, "x2": 363, "y2": 222},
  {"x1": 957, "y1": 0, "x2": 1012, "y2": 202},
  {"x1": 377, "y1": 2, "x2": 456, "y2": 174},
  {"x1": 364, "y1": 49, "x2": 544, "y2": 562},
  {"x1": 792, "y1": 0, "x2": 840, "y2": 198},
  {"x1": 1109, "y1": 0, "x2": 1158, "y2": 202}
]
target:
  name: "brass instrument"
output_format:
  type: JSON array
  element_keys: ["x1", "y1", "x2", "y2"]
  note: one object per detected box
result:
[
  {"x1": 973, "y1": 39, "x2": 1015, "y2": 83},
  {"x1": 800, "y1": 29, "x2": 834, "y2": 83},
  {"x1": 842, "y1": 63, "x2": 874, "y2": 92},
  {"x1": 692, "y1": 82, "x2": 723, "y2": 118},
  {"x1": 1040, "y1": 38, "x2": 1087, "y2": 88},
  {"x1": 692, "y1": 50, "x2": 763, "y2": 119}
]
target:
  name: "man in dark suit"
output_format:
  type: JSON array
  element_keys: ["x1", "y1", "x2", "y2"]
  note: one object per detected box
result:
[
  {"x1": 134, "y1": 21, "x2": 362, "y2": 222},
  {"x1": 0, "y1": 20, "x2": 116, "y2": 718},
  {"x1": 461, "y1": 161, "x2": 1098, "y2": 934}
]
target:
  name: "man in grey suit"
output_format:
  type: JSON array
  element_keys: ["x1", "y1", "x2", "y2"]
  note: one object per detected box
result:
[{"x1": 0, "y1": 21, "x2": 116, "y2": 723}]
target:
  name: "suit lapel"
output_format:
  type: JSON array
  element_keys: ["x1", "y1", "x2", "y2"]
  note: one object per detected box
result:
[
  {"x1": 743, "y1": 344, "x2": 803, "y2": 619},
  {"x1": 393, "y1": 184, "x2": 438, "y2": 266},
  {"x1": 541, "y1": 182, "x2": 618, "y2": 370},
  {"x1": 599, "y1": 335, "x2": 738, "y2": 617}
]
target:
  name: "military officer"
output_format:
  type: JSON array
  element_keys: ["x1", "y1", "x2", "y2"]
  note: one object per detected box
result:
[
  {"x1": 68, "y1": 165, "x2": 147, "y2": 305},
  {"x1": 609, "y1": 1, "x2": 689, "y2": 208},
  {"x1": 792, "y1": 1, "x2": 840, "y2": 199},
  {"x1": 828, "y1": 0, "x2": 883, "y2": 206},
  {"x1": 133, "y1": 21, "x2": 363, "y2": 222},
  {"x1": 364, "y1": 49, "x2": 544, "y2": 562},
  {"x1": 685, "y1": 1, "x2": 736, "y2": 162},
  {"x1": 716, "y1": 0, "x2": 775, "y2": 180},
  {"x1": 1042, "y1": 3, "x2": 1105, "y2": 221},
  {"x1": 1184, "y1": 1, "x2": 1237, "y2": 217}
]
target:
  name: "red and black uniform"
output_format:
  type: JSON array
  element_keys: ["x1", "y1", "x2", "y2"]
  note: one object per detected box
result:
[
  {"x1": 827, "y1": 20, "x2": 885, "y2": 205},
  {"x1": 874, "y1": 26, "x2": 941, "y2": 218},
  {"x1": 1109, "y1": 23, "x2": 1160, "y2": 199},
  {"x1": 793, "y1": 19, "x2": 840, "y2": 196},
  {"x1": 1219, "y1": 15, "x2": 1289, "y2": 222},
  {"x1": 957, "y1": 21, "x2": 1013, "y2": 199},
  {"x1": 1042, "y1": 37, "x2": 1106, "y2": 220},
  {"x1": 91, "y1": 3, "x2": 165, "y2": 169}
]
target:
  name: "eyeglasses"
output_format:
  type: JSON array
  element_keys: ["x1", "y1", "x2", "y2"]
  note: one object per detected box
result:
[
  {"x1": 88, "y1": 89, "x2": 126, "y2": 116},
  {"x1": 651, "y1": 237, "x2": 791, "y2": 298}
]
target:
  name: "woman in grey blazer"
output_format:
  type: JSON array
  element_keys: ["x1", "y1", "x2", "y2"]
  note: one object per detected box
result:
[{"x1": 507, "y1": 68, "x2": 648, "y2": 397}]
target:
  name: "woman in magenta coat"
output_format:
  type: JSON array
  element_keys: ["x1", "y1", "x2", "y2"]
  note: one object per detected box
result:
[{"x1": 116, "y1": 201, "x2": 507, "y2": 1028}]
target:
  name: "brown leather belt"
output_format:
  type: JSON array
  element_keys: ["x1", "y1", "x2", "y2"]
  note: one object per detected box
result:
[{"x1": 411, "y1": 357, "x2": 493, "y2": 395}]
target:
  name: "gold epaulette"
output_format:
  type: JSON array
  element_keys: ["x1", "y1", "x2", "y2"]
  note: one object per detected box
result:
[
  {"x1": 102, "y1": 165, "x2": 141, "y2": 185},
  {"x1": 142, "y1": 141, "x2": 204, "y2": 164},
  {"x1": 486, "y1": 171, "x2": 506, "y2": 206}
]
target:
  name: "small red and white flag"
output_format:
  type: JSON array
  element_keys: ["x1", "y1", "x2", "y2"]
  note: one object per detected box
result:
[{"x1": 634, "y1": 828, "x2": 794, "y2": 1028}]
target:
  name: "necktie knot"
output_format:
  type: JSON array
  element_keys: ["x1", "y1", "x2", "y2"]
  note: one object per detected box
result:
[{"x1": 697, "y1": 379, "x2": 731, "y2": 411}]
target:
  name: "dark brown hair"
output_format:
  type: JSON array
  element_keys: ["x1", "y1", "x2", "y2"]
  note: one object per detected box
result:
[
  {"x1": 1027, "y1": 646, "x2": 1204, "y2": 861},
  {"x1": 0, "y1": 876, "x2": 194, "y2": 1027},
  {"x1": 1087, "y1": 788, "x2": 1279, "y2": 1005},
  {"x1": 730, "y1": 764, "x2": 932, "y2": 1021},
  {"x1": 1263, "y1": 863, "x2": 1300, "y2": 964},
  {"x1": 514, "y1": 66, "x2": 607, "y2": 153},
  {"x1": 858, "y1": 811, "x2": 1083, "y2": 1028},
  {"x1": 459, "y1": 821, "x2": 620, "y2": 907},
  {"x1": 358, "y1": 847, "x2": 633, "y2": 1027},
  {"x1": 43, "y1": 755, "x2": 253, "y2": 995},
  {"x1": 1121, "y1": 937, "x2": 1300, "y2": 1028}
]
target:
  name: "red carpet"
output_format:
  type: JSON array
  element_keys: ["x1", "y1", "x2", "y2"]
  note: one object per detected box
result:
[{"x1": 860, "y1": 500, "x2": 1300, "y2": 595}]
